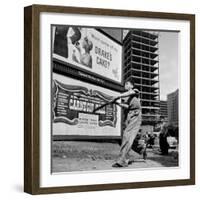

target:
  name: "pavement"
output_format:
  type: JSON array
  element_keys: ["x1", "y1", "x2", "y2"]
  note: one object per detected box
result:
[{"x1": 52, "y1": 141, "x2": 178, "y2": 173}]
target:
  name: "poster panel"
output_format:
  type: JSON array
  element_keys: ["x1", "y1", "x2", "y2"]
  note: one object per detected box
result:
[
  {"x1": 52, "y1": 73, "x2": 122, "y2": 136},
  {"x1": 52, "y1": 26, "x2": 122, "y2": 83}
]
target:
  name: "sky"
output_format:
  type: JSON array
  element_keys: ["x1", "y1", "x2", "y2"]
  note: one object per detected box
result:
[{"x1": 159, "y1": 32, "x2": 179, "y2": 100}]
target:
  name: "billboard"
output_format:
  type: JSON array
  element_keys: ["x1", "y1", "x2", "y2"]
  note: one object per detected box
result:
[
  {"x1": 52, "y1": 74, "x2": 122, "y2": 137},
  {"x1": 52, "y1": 26, "x2": 122, "y2": 84}
]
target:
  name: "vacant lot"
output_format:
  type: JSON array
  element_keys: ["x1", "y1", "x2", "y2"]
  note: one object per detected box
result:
[{"x1": 52, "y1": 141, "x2": 178, "y2": 173}]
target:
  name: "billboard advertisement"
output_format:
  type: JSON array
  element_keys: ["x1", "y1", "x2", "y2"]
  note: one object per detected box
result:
[
  {"x1": 52, "y1": 74, "x2": 122, "y2": 136},
  {"x1": 52, "y1": 26, "x2": 122, "y2": 84}
]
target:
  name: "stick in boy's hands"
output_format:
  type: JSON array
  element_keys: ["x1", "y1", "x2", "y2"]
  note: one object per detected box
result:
[{"x1": 93, "y1": 97, "x2": 120, "y2": 113}]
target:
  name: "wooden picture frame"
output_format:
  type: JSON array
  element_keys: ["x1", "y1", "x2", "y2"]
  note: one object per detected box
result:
[{"x1": 24, "y1": 4, "x2": 195, "y2": 194}]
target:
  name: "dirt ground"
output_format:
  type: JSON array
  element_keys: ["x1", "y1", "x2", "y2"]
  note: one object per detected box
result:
[{"x1": 52, "y1": 141, "x2": 178, "y2": 173}]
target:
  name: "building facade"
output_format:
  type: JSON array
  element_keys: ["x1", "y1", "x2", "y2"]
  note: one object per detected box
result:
[
  {"x1": 123, "y1": 30, "x2": 160, "y2": 129},
  {"x1": 160, "y1": 100, "x2": 168, "y2": 122},
  {"x1": 167, "y1": 89, "x2": 179, "y2": 127}
]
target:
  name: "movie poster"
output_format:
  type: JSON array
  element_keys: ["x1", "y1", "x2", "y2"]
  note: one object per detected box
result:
[{"x1": 52, "y1": 74, "x2": 122, "y2": 136}]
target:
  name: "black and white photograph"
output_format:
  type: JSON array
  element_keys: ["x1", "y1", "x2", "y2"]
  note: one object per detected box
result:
[
  {"x1": 51, "y1": 25, "x2": 179, "y2": 173},
  {"x1": 23, "y1": 4, "x2": 195, "y2": 194}
]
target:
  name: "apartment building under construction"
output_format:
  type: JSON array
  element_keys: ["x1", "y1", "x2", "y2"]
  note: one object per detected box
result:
[{"x1": 123, "y1": 30, "x2": 160, "y2": 131}]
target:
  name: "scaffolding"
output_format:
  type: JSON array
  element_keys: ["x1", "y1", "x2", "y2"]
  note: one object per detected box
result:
[{"x1": 123, "y1": 30, "x2": 160, "y2": 127}]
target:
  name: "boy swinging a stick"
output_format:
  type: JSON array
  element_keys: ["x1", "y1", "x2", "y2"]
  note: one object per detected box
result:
[{"x1": 111, "y1": 79, "x2": 142, "y2": 167}]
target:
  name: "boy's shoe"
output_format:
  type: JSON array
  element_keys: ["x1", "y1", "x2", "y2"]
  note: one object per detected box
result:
[
  {"x1": 128, "y1": 159, "x2": 135, "y2": 165},
  {"x1": 112, "y1": 163, "x2": 128, "y2": 168}
]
